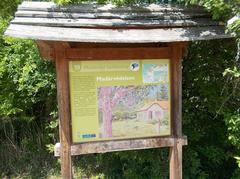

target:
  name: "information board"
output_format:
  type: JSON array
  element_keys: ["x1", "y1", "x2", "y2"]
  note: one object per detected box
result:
[{"x1": 69, "y1": 60, "x2": 171, "y2": 143}]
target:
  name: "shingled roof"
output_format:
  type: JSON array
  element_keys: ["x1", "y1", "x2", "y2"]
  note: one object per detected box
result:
[
  {"x1": 137, "y1": 101, "x2": 169, "y2": 112},
  {"x1": 4, "y1": 1, "x2": 232, "y2": 43}
]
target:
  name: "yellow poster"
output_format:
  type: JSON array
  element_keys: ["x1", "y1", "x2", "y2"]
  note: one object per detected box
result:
[{"x1": 69, "y1": 60, "x2": 171, "y2": 143}]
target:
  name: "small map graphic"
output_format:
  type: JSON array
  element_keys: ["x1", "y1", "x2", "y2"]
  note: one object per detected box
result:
[{"x1": 142, "y1": 64, "x2": 168, "y2": 83}]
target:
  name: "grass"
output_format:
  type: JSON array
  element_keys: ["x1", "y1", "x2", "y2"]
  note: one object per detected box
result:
[{"x1": 112, "y1": 118, "x2": 170, "y2": 138}]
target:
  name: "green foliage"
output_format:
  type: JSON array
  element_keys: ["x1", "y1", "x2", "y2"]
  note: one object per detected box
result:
[
  {"x1": 181, "y1": 0, "x2": 239, "y2": 21},
  {"x1": 0, "y1": 20, "x2": 56, "y2": 117},
  {"x1": 0, "y1": 0, "x2": 21, "y2": 18},
  {"x1": 182, "y1": 39, "x2": 239, "y2": 178},
  {"x1": 180, "y1": 1, "x2": 240, "y2": 171},
  {"x1": 74, "y1": 148, "x2": 169, "y2": 178},
  {"x1": 0, "y1": 16, "x2": 59, "y2": 178},
  {"x1": 224, "y1": 66, "x2": 240, "y2": 78},
  {"x1": 182, "y1": 0, "x2": 232, "y2": 20},
  {"x1": 228, "y1": 19, "x2": 240, "y2": 38},
  {"x1": 225, "y1": 114, "x2": 240, "y2": 150}
]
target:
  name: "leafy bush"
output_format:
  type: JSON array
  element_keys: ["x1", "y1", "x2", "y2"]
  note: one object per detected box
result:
[
  {"x1": 182, "y1": 39, "x2": 239, "y2": 178},
  {"x1": 0, "y1": 18, "x2": 59, "y2": 178}
]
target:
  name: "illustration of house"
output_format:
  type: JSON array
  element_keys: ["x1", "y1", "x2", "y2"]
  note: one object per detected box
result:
[{"x1": 136, "y1": 101, "x2": 169, "y2": 121}]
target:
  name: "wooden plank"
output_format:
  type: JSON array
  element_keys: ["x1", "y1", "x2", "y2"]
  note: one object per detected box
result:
[
  {"x1": 54, "y1": 42, "x2": 73, "y2": 179},
  {"x1": 169, "y1": 43, "x2": 186, "y2": 179},
  {"x1": 66, "y1": 47, "x2": 171, "y2": 59},
  {"x1": 4, "y1": 24, "x2": 232, "y2": 43},
  {"x1": 170, "y1": 43, "x2": 184, "y2": 137},
  {"x1": 36, "y1": 40, "x2": 55, "y2": 60},
  {"x1": 12, "y1": 17, "x2": 218, "y2": 28},
  {"x1": 15, "y1": 10, "x2": 210, "y2": 20},
  {"x1": 170, "y1": 140, "x2": 183, "y2": 179},
  {"x1": 54, "y1": 136, "x2": 188, "y2": 156},
  {"x1": 18, "y1": 1, "x2": 56, "y2": 11},
  {"x1": 18, "y1": 2, "x2": 206, "y2": 13},
  {"x1": 68, "y1": 42, "x2": 168, "y2": 48}
]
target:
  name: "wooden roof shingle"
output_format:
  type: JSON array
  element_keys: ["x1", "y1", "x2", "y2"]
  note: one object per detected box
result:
[{"x1": 5, "y1": 1, "x2": 233, "y2": 43}]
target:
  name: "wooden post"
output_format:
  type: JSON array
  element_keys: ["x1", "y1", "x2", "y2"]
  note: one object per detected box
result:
[
  {"x1": 54, "y1": 42, "x2": 73, "y2": 179},
  {"x1": 170, "y1": 43, "x2": 184, "y2": 179},
  {"x1": 170, "y1": 139, "x2": 183, "y2": 179}
]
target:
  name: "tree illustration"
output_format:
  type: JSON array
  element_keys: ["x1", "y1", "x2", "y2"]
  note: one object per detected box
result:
[
  {"x1": 98, "y1": 86, "x2": 135, "y2": 137},
  {"x1": 98, "y1": 85, "x2": 163, "y2": 138},
  {"x1": 157, "y1": 84, "x2": 168, "y2": 100}
]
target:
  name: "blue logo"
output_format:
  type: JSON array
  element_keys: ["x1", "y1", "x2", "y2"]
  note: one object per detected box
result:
[
  {"x1": 130, "y1": 62, "x2": 139, "y2": 71},
  {"x1": 82, "y1": 134, "x2": 96, "y2": 139}
]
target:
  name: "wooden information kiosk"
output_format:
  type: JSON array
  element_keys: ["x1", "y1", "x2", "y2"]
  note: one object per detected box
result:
[{"x1": 5, "y1": 1, "x2": 232, "y2": 178}]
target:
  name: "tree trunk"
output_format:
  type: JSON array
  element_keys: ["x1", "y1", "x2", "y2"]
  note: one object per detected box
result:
[
  {"x1": 101, "y1": 87, "x2": 113, "y2": 138},
  {"x1": 103, "y1": 105, "x2": 112, "y2": 138}
]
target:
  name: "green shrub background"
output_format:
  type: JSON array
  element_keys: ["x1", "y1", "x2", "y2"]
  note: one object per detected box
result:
[{"x1": 0, "y1": 0, "x2": 239, "y2": 178}]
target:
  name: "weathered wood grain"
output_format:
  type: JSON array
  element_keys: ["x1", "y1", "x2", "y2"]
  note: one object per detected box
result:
[
  {"x1": 4, "y1": 24, "x2": 231, "y2": 43},
  {"x1": 54, "y1": 136, "x2": 188, "y2": 156},
  {"x1": 12, "y1": 17, "x2": 218, "y2": 28},
  {"x1": 15, "y1": 10, "x2": 210, "y2": 20},
  {"x1": 66, "y1": 47, "x2": 171, "y2": 59},
  {"x1": 18, "y1": 1, "x2": 205, "y2": 13},
  {"x1": 170, "y1": 43, "x2": 184, "y2": 137},
  {"x1": 169, "y1": 43, "x2": 186, "y2": 179},
  {"x1": 170, "y1": 140, "x2": 183, "y2": 179},
  {"x1": 5, "y1": 2, "x2": 232, "y2": 42},
  {"x1": 36, "y1": 40, "x2": 55, "y2": 60},
  {"x1": 54, "y1": 42, "x2": 73, "y2": 179},
  {"x1": 68, "y1": 42, "x2": 168, "y2": 48}
]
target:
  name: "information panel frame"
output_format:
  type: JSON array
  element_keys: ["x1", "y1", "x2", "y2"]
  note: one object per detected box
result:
[{"x1": 69, "y1": 59, "x2": 171, "y2": 143}]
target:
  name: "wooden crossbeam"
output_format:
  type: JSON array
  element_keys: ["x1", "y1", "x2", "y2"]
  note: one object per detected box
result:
[{"x1": 54, "y1": 136, "x2": 187, "y2": 156}]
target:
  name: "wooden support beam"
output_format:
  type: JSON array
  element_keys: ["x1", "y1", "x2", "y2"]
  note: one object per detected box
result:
[
  {"x1": 36, "y1": 40, "x2": 55, "y2": 60},
  {"x1": 65, "y1": 47, "x2": 171, "y2": 60},
  {"x1": 54, "y1": 42, "x2": 73, "y2": 179},
  {"x1": 54, "y1": 136, "x2": 188, "y2": 156},
  {"x1": 169, "y1": 43, "x2": 186, "y2": 179},
  {"x1": 170, "y1": 43, "x2": 183, "y2": 137}
]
